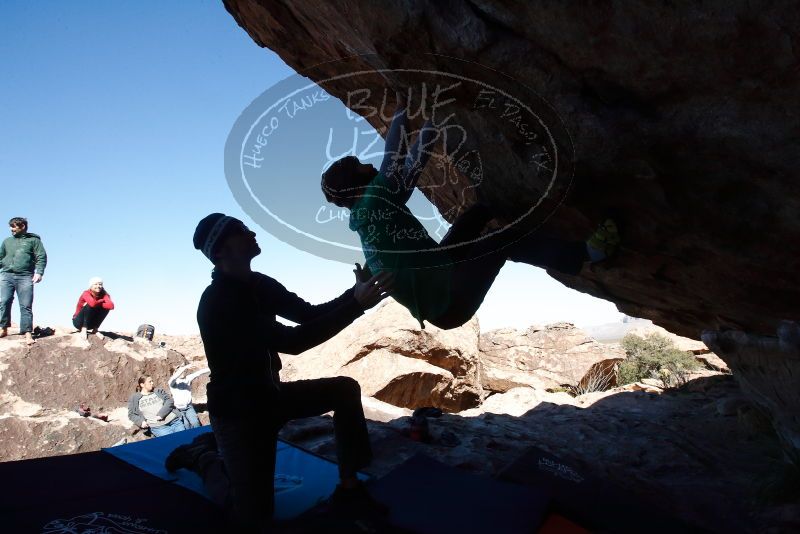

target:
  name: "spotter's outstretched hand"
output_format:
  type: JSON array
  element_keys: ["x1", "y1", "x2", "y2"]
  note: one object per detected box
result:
[
  {"x1": 353, "y1": 262, "x2": 370, "y2": 283},
  {"x1": 353, "y1": 263, "x2": 394, "y2": 309}
]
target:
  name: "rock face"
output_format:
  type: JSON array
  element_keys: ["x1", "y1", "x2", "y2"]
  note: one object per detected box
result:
[
  {"x1": 703, "y1": 321, "x2": 800, "y2": 455},
  {"x1": 626, "y1": 322, "x2": 711, "y2": 354},
  {"x1": 158, "y1": 334, "x2": 209, "y2": 364},
  {"x1": 0, "y1": 413, "x2": 134, "y2": 460},
  {"x1": 223, "y1": 0, "x2": 800, "y2": 339},
  {"x1": 223, "y1": 0, "x2": 800, "y2": 341},
  {"x1": 3, "y1": 335, "x2": 185, "y2": 411},
  {"x1": 282, "y1": 300, "x2": 483, "y2": 411},
  {"x1": 0, "y1": 332, "x2": 201, "y2": 461},
  {"x1": 281, "y1": 373, "x2": 789, "y2": 533},
  {"x1": 222, "y1": 0, "x2": 800, "y2": 455},
  {"x1": 479, "y1": 322, "x2": 625, "y2": 392}
]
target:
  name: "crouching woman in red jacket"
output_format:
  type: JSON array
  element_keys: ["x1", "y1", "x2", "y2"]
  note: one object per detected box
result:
[{"x1": 73, "y1": 277, "x2": 114, "y2": 340}]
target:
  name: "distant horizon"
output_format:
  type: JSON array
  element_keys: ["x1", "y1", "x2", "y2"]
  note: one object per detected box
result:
[{"x1": 0, "y1": 302, "x2": 636, "y2": 340}]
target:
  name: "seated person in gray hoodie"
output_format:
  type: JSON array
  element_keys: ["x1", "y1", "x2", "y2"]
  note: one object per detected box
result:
[{"x1": 128, "y1": 375, "x2": 186, "y2": 437}]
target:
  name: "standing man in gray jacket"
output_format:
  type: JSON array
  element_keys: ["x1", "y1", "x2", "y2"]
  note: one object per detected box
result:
[{"x1": 0, "y1": 217, "x2": 47, "y2": 345}]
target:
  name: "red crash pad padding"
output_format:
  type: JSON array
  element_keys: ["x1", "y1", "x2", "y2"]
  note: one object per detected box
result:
[
  {"x1": 537, "y1": 513, "x2": 590, "y2": 534},
  {"x1": 498, "y1": 445, "x2": 698, "y2": 533}
]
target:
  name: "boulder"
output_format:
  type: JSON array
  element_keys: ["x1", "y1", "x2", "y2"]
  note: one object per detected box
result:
[
  {"x1": 282, "y1": 300, "x2": 482, "y2": 411},
  {"x1": 626, "y1": 322, "x2": 710, "y2": 353},
  {"x1": 460, "y1": 386, "x2": 575, "y2": 417},
  {"x1": 703, "y1": 321, "x2": 800, "y2": 455},
  {"x1": 0, "y1": 412, "x2": 136, "y2": 461},
  {"x1": 0, "y1": 331, "x2": 202, "y2": 461},
  {"x1": 281, "y1": 370, "x2": 786, "y2": 533},
  {"x1": 223, "y1": 0, "x2": 800, "y2": 341},
  {"x1": 479, "y1": 323, "x2": 625, "y2": 392},
  {"x1": 223, "y1": 0, "x2": 800, "y2": 455},
  {"x1": 360, "y1": 395, "x2": 413, "y2": 423},
  {"x1": 1, "y1": 334, "x2": 186, "y2": 410},
  {"x1": 157, "y1": 334, "x2": 208, "y2": 363}
]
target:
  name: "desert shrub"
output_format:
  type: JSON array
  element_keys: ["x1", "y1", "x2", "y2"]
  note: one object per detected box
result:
[
  {"x1": 569, "y1": 363, "x2": 617, "y2": 396},
  {"x1": 618, "y1": 333, "x2": 701, "y2": 388}
]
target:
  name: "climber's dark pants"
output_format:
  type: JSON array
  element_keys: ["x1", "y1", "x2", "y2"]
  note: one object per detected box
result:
[
  {"x1": 429, "y1": 204, "x2": 588, "y2": 329},
  {"x1": 203, "y1": 376, "x2": 371, "y2": 532}
]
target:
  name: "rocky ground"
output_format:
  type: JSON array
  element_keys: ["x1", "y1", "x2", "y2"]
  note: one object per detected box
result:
[
  {"x1": 0, "y1": 303, "x2": 796, "y2": 532},
  {"x1": 0, "y1": 327, "x2": 210, "y2": 458}
]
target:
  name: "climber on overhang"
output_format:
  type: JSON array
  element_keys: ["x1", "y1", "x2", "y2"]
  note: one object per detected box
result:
[{"x1": 321, "y1": 89, "x2": 619, "y2": 330}]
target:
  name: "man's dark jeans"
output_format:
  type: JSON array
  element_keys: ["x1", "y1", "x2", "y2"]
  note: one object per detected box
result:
[{"x1": 0, "y1": 273, "x2": 34, "y2": 333}]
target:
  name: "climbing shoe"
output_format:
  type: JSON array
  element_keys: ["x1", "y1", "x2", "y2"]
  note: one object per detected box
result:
[
  {"x1": 586, "y1": 218, "x2": 620, "y2": 261},
  {"x1": 165, "y1": 431, "x2": 217, "y2": 473}
]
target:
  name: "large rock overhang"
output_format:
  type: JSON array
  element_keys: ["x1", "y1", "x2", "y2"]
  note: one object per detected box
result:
[{"x1": 222, "y1": 0, "x2": 800, "y2": 340}]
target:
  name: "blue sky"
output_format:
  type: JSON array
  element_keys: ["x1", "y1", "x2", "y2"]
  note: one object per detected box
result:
[{"x1": 0, "y1": 1, "x2": 621, "y2": 334}]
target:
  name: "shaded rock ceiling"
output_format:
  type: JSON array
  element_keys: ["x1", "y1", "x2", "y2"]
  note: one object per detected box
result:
[{"x1": 223, "y1": 0, "x2": 800, "y2": 339}]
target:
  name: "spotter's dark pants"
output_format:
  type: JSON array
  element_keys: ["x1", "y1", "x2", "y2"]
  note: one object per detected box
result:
[{"x1": 204, "y1": 376, "x2": 371, "y2": 532}]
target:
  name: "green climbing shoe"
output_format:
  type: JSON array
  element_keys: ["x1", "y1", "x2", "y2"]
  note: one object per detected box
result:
[{"x1": 586, "y1": 218, "x2": 621, "y2": 260}]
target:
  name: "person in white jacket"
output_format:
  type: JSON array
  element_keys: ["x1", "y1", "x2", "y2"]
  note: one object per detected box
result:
[{"x1": 168, "y1": 364, "x2": 210, "y2": 428}]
